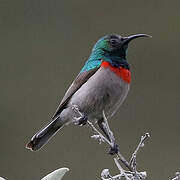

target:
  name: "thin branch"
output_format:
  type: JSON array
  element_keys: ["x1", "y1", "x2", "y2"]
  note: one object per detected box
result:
[
  {"x1": 102, "y1": 111, "x2": 133, "y2": 171},
  {"x1": 87, "y1": 121, "x2": 111, "y2": 146},
  {"x1": 87, "y1": 116, "x2": 150, "y2": 179},
  {"x1": 129, "y1": 133, "x2": 150, "y2": 170},
  {"x1": 70, "y1": 103, "x2": 149, "y2": 179},
  {"x1": 88, "y1": 121, "x2": 150, "y2": 179},
  {"x1": 87, "y1": 120, "x2": 132, "y2": 171},
  {"x1": 114, "y1": 157, "x2": 131, "y2": 180},
  {"x1": 117, "y1": 152, "x2": 132, "y2": 172}
]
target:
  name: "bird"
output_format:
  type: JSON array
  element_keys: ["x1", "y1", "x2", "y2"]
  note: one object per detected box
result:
[{"x1": 26, "y1": 33, "x2": 151, "y2": 153}]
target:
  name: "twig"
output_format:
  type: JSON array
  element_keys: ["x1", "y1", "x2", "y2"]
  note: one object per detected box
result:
[
  {"x1": 87, "y1": 120, "x2": 132, "y2": 171},
  {"x1": 129, "y1": 133, "x2": 150, "y2": 170},
  {"x1": 72, "y1": 103, "x2": 149, "y2": 180},
  {"x1": 117, "y1": 152, "x2": 132, "y2": 172},
  {"x1": 87, "y1": 121, "x2": 111, "y2": 146},
  {"x1": 102, "y1": 111, "x2": 133, "y2": 171},
  {"x1": 87, "y1": 117, "x2": 150, "y2": 179},
  {"x1": 87, "y1": 119, "x2": 150, "y2": 179},
  {"x1": 114, "y1": 157, "x2": 131, "y2": 180}
]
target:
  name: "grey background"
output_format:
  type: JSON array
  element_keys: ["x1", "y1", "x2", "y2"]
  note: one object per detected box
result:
[{"x1": 0, "y1": 0, "x2": 180, "y2": 179}]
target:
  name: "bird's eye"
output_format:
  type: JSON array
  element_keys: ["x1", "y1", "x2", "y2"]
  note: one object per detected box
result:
[{"x1": 110, "y1": 39, "x2": 119, "y2": 46}]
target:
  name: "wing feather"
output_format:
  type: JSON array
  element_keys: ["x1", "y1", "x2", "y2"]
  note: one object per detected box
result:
[{"x1": 52, "y1": 67, "x2": 100, "y2": 119}]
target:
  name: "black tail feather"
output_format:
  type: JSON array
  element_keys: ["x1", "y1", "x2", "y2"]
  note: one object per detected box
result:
[{"x1": 26, "y1": 117, "x2": 64, "y2": 151}]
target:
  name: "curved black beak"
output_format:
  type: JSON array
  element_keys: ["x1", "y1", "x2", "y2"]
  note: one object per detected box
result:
[{"x1": 123, "y1": 34, "x2": 152, "y2": 45}]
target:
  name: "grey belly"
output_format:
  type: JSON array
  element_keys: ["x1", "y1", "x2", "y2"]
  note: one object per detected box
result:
[{"x1": 69, "y1": 67, "x2": 130, "y2": 120}]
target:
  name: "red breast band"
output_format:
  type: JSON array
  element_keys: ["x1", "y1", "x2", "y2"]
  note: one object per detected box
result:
[{"x1": 101, "y1": 61, "x2": 131, "y2": 83}]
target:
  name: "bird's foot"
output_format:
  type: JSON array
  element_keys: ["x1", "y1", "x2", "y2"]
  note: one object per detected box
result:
[
  {"x1": 108, "y1": 143, "x2": 119, "y2": 155},
  {"x1": 75, "y1": 115, "x2": 88, "y2": 126},
  {"x1": 72, "y1": 105, "x2": 88, "y2": 126},
  {"x1": 91, "y1": 134, "x2": 105, "y2": 144}
]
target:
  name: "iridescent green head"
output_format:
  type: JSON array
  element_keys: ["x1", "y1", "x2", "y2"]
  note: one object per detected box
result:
[
  {"x1": 81, "y1": 33, "x2": 151, "y2": 73},
  {"x1": 92, "y1": 34, "x2": 151, "y2": 60}
]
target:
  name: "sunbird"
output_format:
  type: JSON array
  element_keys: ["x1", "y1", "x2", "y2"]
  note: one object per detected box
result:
[{"x1": 26, "y1": 34, "x2": 151, "y2": 154}]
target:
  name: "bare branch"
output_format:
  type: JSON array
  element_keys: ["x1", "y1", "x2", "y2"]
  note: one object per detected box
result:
[
  {"x1": 87, "y1": 121, "x2": 111, "y2": 146},
  {"x1": 87, "y1": 118, "x2": 149, "y2": 180},
  {"x1": 73, "y1": 104, "x2": 150, "y2": 179},
  {"x1": 129, "y1": 133, "x2": 150, "y2": 170},
  {"x1": 87, "y1": 120, "x2": 132, "y2": 171},
  {"x1": 114, "y1": 157, "x2": 131, "y2": 180}
]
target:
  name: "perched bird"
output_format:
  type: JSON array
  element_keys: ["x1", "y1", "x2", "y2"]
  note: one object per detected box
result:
[{"x1": 26, "y1": 34, "x2": 151, "y2": 153}]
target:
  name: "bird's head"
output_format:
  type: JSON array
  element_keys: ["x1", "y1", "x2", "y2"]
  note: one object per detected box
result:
[{"x1": 92, "y1": 34, "x2": 151, "y2": 60}]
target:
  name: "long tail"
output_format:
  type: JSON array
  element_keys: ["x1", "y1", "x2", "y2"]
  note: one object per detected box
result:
[{"x1": 26, "y1": 117, "x2": 65, "y2": 151}]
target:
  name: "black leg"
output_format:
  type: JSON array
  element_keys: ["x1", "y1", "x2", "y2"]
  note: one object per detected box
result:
[
  {"x1": 98, "y1": 118, "x2": 111, "y2": 141},
  {"x1": 97, "y1": 118, "x2": 119, "y2": 155}
]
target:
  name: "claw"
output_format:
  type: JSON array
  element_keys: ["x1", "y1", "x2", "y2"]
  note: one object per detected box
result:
[
  {"x1": 91, "y1": 134, "x2": 105, "y2": 144},
  {"x1": 108, "y1": 144, "x2": 119, "y2": 155},
  {"x1": 76, "y1": 115, "x2": 88, "y2": 126},
  {"x1": 71, "y1": 105, "x2": 88, "y2": 126}
]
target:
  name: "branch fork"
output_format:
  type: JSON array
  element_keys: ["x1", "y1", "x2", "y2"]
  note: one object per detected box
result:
[
  {"x1": 71, "y1": 104, "x2": 150, "y2": 180},
  {"x1": 87, "y1": 110, "x2": 150, "y2": 180}
]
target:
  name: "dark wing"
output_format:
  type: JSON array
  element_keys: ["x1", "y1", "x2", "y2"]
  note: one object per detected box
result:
[{"x1": 52, "y1": 67, "x2": 100, "y2": 119}]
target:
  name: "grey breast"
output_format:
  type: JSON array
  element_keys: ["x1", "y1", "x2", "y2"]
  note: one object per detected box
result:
[{"x1": 69, "y1": 67, "x2": 130, "y2": 120}]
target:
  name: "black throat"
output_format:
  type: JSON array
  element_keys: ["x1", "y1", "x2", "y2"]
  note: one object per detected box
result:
[
  {"x1": 103, "y1": 50, "x2": 130, "y2": 70},
  {"x1": 104, "y1": 55, "x2": 130, "y2": 70},
  {"x1": 111, "y1": 59, "x2": 130, "y2": 70}
]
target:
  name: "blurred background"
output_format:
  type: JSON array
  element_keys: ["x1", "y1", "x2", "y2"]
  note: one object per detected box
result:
[{"x1": 0, "y1": 0, "x2": 179, "y2": 179}]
